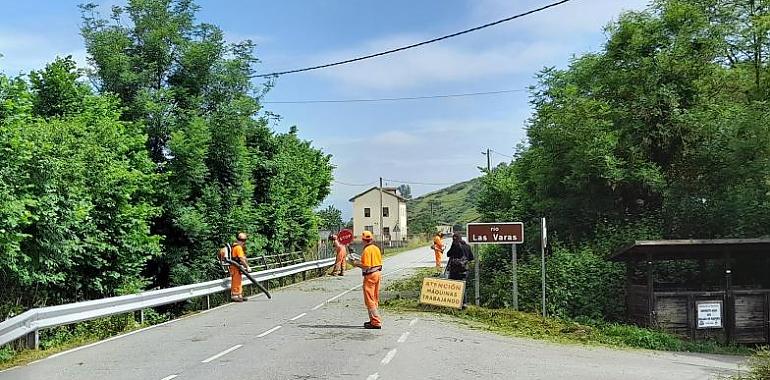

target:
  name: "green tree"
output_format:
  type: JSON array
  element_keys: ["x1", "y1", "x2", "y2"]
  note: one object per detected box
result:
[
  {"x1": 80, "y1": 0, "x2": 332, "y2": 286},
  {"x1": 0, "y1": 68, "x2": 159, "y2": 316},
  {"x1": 317, "y1": 205, "x2": 344, "y2": 232},
  {"x1": 397, "y1": 184, "x2": 412, "y2": 200},
  {"x1": 475, "y1": 0, "x2": 770, "y2": 319},
  {"x1": 28, "y1": 56, "x2": 89, "y2": 117}
]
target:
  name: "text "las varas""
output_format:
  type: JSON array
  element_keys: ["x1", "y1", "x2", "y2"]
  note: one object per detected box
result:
[{"x1": 471, "y1": 226, "x2": 517, "y2": 242}]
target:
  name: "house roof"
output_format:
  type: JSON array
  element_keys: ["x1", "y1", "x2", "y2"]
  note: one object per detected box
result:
[
  {"x1": 348, "y1": 187, "x2": 408, "y2": 202},
  {"x1": 609, "y1": 238, "x2": 770, "y2": 262}
]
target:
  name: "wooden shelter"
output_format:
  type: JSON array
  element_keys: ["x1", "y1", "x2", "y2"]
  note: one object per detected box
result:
[{"x1": 610, "y1": 239, "x2": 770, "y2": 344}]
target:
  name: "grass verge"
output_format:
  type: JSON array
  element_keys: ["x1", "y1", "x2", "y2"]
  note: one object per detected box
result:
[
  {"x1": 383, "y1": 238, "x2": 430, "y2": 257},
  {"x1": 382, "y1": 269, "x2": 751, "y2": 355},
  {"x1": 727, "y1": 349, "x2": 770, "y2": 379}
]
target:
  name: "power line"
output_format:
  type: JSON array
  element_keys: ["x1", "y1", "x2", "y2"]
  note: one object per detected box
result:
[
  {"x1": 490, "y1": 149, "x2": 514, "y2": 159},
  {"x1": 262, "y1": 89, "x2": 526, "y2": 104},
  {"x1": 383, "y1": 178, "x2": 458, "y2": 186},
  {"x1": 334, "y1": 180, "x2": 378, "y2": 187},
  {"x1": 254, "y1": 0, "x2": 574, "y2": 78}
]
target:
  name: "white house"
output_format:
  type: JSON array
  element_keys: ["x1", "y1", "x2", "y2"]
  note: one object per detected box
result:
[{"x1": 349, "y1": 187, "x2": 408, "y2": 242}]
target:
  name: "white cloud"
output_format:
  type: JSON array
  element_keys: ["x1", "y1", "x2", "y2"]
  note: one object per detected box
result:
[
  {"x1": 470, "y1": 0, "x2": 651, "y2": 37},
  {"x1": 0, "y1": 31, "x2": 87, "y2": 76},
  {"x1": 306, "y1": 0, "x2": 650, "y2": 91},
  {"x1": 311, "y1": 35, "x2": 568, "y2": 90}
]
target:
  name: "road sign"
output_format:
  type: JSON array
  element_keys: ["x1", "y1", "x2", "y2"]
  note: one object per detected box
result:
[
  {"x1": 419, "y1": 278, "x2": 466, "y2": 309},
  {"x1": 337, "y1": 229, "x2": 354, "y2": 245},
  {"x1": 696, "y1": 301, "x2": 723, "y2": 329},
  {"x1": 466, "y1": 222, "x2": 524, "y2": 244}
]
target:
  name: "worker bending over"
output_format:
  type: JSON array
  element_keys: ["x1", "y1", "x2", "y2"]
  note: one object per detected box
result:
[{"x1": 230, "y1": 232, "x2": 251, "y2": 302}]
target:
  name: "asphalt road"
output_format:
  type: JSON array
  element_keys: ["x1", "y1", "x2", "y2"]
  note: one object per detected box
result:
[{"x1": 0, "y1": 243, "x2": 746, "y2": 380}]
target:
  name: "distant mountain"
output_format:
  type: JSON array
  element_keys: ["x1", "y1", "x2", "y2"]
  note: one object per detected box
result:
[{"x1": 407, "y1": 178, "x2": 482, "y2": 235}]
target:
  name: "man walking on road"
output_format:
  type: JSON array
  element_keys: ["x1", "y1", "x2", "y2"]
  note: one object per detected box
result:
[
  {"x1": 432, "y1": 232, "x2": 445, "y2": 273},
  {"x1": 229, "y1": 232, "x2": 251, "y2": 302},
  {"x1": 351, "y1": 231, "x2": 382, "y2": 329},
  {"x1": 330, "y1": 234, "x2": 346, "y2": 276}
]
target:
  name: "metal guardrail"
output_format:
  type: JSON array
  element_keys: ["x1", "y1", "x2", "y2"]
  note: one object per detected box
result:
[{"x1": 0, "y1": 257, "x2": 335, "y2": 349}]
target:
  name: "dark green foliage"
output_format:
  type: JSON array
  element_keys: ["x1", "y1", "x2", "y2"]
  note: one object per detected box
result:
[
  {"x1": 408, "y1": 178, "x2": 481, "y2": 235},
  {"x1": 79, "y1": 0, "x2": 333, "y2": 288},
  {"x1": 29, "y1": 57, "x2": 90, "y2": 118},
  {"x1": 0, "y1": 0, "x2": 332, "y2": 319},
  {"x1": 475, "y1": 0, "x2": 770, "y2": 321},
  {"x1": 0, "y1": 70, "x2": 160, "y2": 317}
]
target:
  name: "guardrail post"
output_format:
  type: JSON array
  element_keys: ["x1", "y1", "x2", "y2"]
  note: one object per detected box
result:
[
  {"x1": 140, "y1": 309, "x2": 145, "y2": 325},
  {"x1": 206, "y1": 295, "x2": 211, "y2": 310},
  {"x1": 25, "y1": 330, "x2": 39, "y2": 350}
]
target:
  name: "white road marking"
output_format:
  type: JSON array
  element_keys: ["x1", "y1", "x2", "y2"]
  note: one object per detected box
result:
[
  {"x1": 381, "y1": 348, "x2": 398, "y2": 365},
  {"x1": 397, "y1": 331, "x2": 410, "y2": 343},
  {"x1": 314, "y1": 269, "x2": 408, "y2": 310},
  {"x1": 326, "y1": 291, "x2": 348, "y2": 303},
  {"x1": 289, "y1": 312, "x2": 307, "y2": 321},
  {"x1": 257, "y1": 325, "x2": 283, "y2": 338},
  {"x1": 0, "y1": 366, "x2": 19, "y2": 374},
  {"x1": 409, "y1": 318, "x2": 419, "y2": 326},
  {"x1": 160, "y1": 375, "x2": 178, "y2": 380},
  {"x1": 366, "y1": 373, "x2": 380, "y2": 380},
  {"x1": 201, "y1": 344, "x2": 242, "y2": 363}
]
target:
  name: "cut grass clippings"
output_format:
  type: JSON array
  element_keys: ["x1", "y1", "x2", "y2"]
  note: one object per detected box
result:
[
  {"x1": 727, "y1": 348, "x2": 770, "y2": 380},
  {"x1": 382, "y1": 269, "x2": 751, "y2": 356}
]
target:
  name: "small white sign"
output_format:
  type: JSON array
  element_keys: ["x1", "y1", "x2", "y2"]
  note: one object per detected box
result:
[{"x1": 696, "y1": 301, "x2": 723, "y2": 329}]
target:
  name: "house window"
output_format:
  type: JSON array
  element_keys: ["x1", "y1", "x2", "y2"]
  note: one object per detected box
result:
[
  {"x1": 364, "y1": 208, "x2": 371, "y2": 217},
  {"x1": 382, "y1": 207, "x2": 389, "y2": 217},
  {"x1": 383, "y1": 227, "x2": 390, "y2": 238},
  {"x1": 365, "y1": 226, "x2": 374, "y2": 233}
]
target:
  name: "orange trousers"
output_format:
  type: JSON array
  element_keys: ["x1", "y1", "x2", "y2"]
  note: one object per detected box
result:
[
  {"x1": 229, "y1": 265, "x2": 242, "y2": 297},
  {"x1": 333, "y1": 251, "x2": 346, "y2": 274},
  {"x1": 434, "y1": 250, "x2": 443, "y2": 268},
  {"x1": 363, "y1": 271, "x2": 382, "y2": 326}
]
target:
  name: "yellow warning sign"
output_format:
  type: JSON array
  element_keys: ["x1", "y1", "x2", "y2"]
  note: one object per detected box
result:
[{"x1": 419, "y1": 278, "x2": 465, "y2": 309}]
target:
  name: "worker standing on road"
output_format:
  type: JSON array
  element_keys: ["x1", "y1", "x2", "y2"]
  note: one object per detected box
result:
[
  {"x1": 432, "y1": 232, "x2": 445, "y2": 273},
  {"x1": 330, "y1": 234, "x2": 347, "y2": 276},
  {"x1": 230, "y1": 232, "x2": 251, "y2": 302},
  {"x1": 351, "y1": 231, "x2": 382, "y2": 329}
]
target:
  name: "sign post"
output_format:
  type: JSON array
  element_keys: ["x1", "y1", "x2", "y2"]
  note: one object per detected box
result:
[
  {"x1": 512, "y1": 244, "x2": 518, "y2": 310},
  {"x1": 467, "y1": 222, "x2": 524, "y2": 311},
  {"x1": 541, "y1": 217, "x2": 547, "y2": 318},
  {"x1": 474, "y1": 245, "x2": 480, "y2": 306}
]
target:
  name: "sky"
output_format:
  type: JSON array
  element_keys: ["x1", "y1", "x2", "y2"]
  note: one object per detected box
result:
[{"x1": 0, "y1": 0, "x2": 650, "y2": 219}]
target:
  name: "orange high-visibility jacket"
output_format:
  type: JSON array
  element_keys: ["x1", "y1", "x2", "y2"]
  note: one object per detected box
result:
[
  {"x1": 433, "y1": 236, "x2": 444, "y2": 251},
  {"x1": 361, "y1": 243, "x2": 382, "y2": 268}
]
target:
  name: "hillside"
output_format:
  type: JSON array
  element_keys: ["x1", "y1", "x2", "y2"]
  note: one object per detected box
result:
[{"x1": 407, "y1": 177, "x2": 482, "y2": 235}]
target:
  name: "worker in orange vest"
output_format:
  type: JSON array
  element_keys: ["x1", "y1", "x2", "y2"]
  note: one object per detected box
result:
[
  {"x1": 433, "y1": 232, "x2": 445, "y2": 273},
  {"x1": 330, "y1": 234, "x2": 347, "y2": 276},
  {"x1": 230, "y1": 232, "x2": 251, "y2": 302},
  {"x1": 351, "y1": 231, "x2": 382, "y2": 329}
]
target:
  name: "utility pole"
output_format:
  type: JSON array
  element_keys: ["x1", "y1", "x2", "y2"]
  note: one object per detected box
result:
[
  {"x1": 379, "y1": 177, "x2": 384, "y2": 252},
  {"x1": 474, "y1": 149, "x2": 492, "y2": 306}
]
